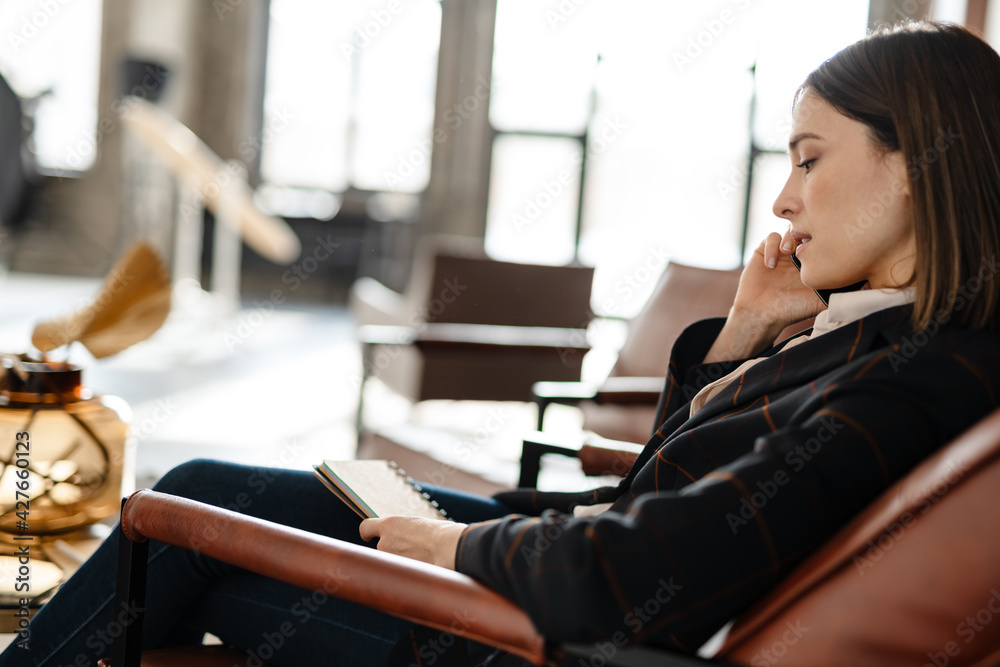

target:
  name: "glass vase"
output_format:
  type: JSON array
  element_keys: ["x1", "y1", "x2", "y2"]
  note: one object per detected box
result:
[{"x1": 0, "y1": 361, "x2": 132, "y2": 538}]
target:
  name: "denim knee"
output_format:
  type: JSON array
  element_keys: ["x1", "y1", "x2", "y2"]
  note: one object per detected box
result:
[{"x1": 151, "y1": 458, "x2": 228, "y2": 499}]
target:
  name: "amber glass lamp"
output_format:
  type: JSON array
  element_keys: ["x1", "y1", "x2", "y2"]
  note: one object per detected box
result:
[{"x1": 0, "y1": 360, "x2": 131, "y2": 538}]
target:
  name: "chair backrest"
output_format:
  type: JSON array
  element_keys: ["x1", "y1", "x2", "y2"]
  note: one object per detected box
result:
[
  {"x1": 612, "y1": 261, "x2": 742, "y2": 378},
  {"x1": 0, "y1": 73, "x2": 28, "y2": 226},
  {"x1": 408, "y1": 235, "x2": 595, "y2": 329},
  {"x1": 713, "y1": 407, "x2": 1000, "y2": 666}
]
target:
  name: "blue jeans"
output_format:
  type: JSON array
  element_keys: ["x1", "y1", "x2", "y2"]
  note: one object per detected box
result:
[{"x1": 0, "y1": 459, "x2": 514, "y2": 667}]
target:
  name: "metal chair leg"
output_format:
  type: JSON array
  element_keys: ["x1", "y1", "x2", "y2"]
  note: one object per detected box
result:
[{"x1": 107, "y1": 499, "x2": 149, "y2": 667}]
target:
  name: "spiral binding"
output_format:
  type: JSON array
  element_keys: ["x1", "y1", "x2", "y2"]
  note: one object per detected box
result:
[{"x1": 387, "y1": 460, "x2": 450, "y2": 520}]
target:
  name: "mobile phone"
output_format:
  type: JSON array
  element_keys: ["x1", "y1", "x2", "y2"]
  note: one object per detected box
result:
[{"x1": 789, "y1": 252, "x2": 867, "y2": 306}]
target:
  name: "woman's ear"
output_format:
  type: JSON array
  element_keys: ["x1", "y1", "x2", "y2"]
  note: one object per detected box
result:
[{"x1": 886, "y1": 150, "x2": 911, "y2": 197}]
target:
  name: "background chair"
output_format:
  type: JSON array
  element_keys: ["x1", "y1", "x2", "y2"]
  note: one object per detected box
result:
[
  {"x1": 0, "y1": 72, "x2": 37, "y2": 228},
  {"x1": 105, "y1": 406, "x2": 1000, "y2": 666},
  {"x1": 351, "y1": 235, "x2": 594, "y2": 456},
  {"x1": 524, "y1": 261, "x2": 815, "y2": 487},
  {"x1": 532, "y1": 261, "x2": 743, "y2": 445}
]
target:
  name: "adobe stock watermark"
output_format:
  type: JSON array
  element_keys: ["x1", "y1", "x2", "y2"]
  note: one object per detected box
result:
[
  {"x1": 545, "y1": 0, "x2": 591, "y2": 31},
  {"x1": 64, "y1": 264, "x2": 138, "y2": 341},
  {"x1": 716, "y1": 95, "x2": 826, "y2": 202},
  {"x1": 406, "y1": 609, "x2": 478, "y2": 665},
  {"x1": 63, "y1": 66, "x2": 171, "y2": 170},
  {"x1": 887, "y1": 254, "x2": 1000, "y2": 372},
  {"x1": 852, "y1": 461, "x2": 966, "y2": 576},
  {"x1": 512, "y1": 115, "x2": 628, "y2": 234},
  {"x1": 890, "y1": 0, "x2": 931, "y2": 23},
  {"x1": 353, "y1": 277, "x2": 469, "y2": 387},
  {"x1": 384, "y1": 76, "x2": 498, "y2": 190},
  {"x1": 672, "y1": 0, "x2": 753, "y2": 73},
  {"x1": 176, "y1": 107, "x2": 296, "y2": 230},
  {"x1": 419, "y1": 407, "x2": 511, "y2": 487},
  {"x1": 516, "y1": 515, "x2": 568, "y2": 566},
  {"x1": 239, "y1": 107, "x2": 296, "y2": 166},
  {"x1": 242, "y1": 565, "x2": 352, "y2": 667},
  {"x1": 924, "y1": 589, "x2": 1000, "y2": 667},
  {"x1": 226, "y1": 440, "x2": 308, "y2": 514},
  {"x1": 846, "y1": 126, "x2": 960, "y2": 242},
  {"x1": 559, "y1": 244, "x2": 670, "y2": 366},
  {"x1": 716, "y1": 149, "x2": 768, "y2": 203},
  {"x1": 125, "y1": 396, "x2": 182, "y2": 454},
  {"x1": 725, "y1": 416, "x2": 843, "y2": 534},
  {"x1": 78, "y1": 600, "x2": 143, "y2": 662},
  {"x1": 223, "y1": 234, "x2": 341, "y2": 350},
  {"x1": 339, "y1": 0, "x2": 411, "y2": 63},
  {"x1": 574, "y1": 577, "x2": 684, "y2": 666},
  {"x1": 749, "y1": 619, "x2": 809, "y2": 666},
  {"x1": 213, "y1": 0, "x2": 244, "y2": 21},
  {"x1": 556, "y1": 242, "x2": 669, "y2": 367},
  {"x1": 186, "y1": 449, "x2": 309, "y2": 557},
  {"x1": 601, "y1": 244, "x2": 670, "y2": 314},
  {"x1": 6, "y1": 0, "x2": 72, "y2": 53}
]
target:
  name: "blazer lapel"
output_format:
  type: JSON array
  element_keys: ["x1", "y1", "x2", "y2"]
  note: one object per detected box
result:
[
  {"x1": 613, "y1": 305, "x2": 913, "y2": 495},
  {"x1": 674, "y1": 307, "x2": 901, "y2": 431}
]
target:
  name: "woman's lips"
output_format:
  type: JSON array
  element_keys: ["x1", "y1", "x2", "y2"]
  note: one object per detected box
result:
[{"x1": 790, "y1": 230, "x2": 812, "y2": 255}]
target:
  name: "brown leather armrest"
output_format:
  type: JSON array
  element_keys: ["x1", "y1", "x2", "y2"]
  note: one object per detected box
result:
[
  {"x1": 120, "y1": 490, "x2": 547, "y2": 665},
  {"x1": 531, "y1": 377, "x2": 663, "y2": 408},
  {"x1": 593, "y1": 376, "x2": 664, "y2": 406},
  {"x1": 359, "y1": 324, "x2": 589, "y2": 351},
  {"x1": 578, "y1": 444, "x2": 641, "y2": 477},
  {"x1": 577, "y1": 436, "x2": 645, "y2": 477}
]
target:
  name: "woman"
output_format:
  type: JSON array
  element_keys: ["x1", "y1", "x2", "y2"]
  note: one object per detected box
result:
[{"x1": 6, "y1": 20, "x2": 1000, "y2": 667}]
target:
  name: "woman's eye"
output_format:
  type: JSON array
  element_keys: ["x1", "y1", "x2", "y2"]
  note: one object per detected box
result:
[{"x1": 796, "y1": 159, "x2": 816, "y2": 172}]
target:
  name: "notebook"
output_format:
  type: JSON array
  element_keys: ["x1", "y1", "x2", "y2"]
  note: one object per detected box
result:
[{"x1": 312, "y1": 460, "x2": 450, "y2": 521}]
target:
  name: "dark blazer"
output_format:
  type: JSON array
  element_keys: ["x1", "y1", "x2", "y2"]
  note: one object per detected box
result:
[{"x1": 456, "y1": 305, "x2": 1000, "y2": 653}]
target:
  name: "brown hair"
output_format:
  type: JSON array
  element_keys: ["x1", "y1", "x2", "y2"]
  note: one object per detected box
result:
[{"x1": 801, "y1": 22, "x2": 1000, "y2": 332}]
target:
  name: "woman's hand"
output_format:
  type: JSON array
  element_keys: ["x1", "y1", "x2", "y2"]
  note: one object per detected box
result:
[
  {"x1": 359, "y1": 516, "x2": 468, "y2": 570},
  {"x1": 703, "y1": 230, "x2": 825, "y2": 363}
]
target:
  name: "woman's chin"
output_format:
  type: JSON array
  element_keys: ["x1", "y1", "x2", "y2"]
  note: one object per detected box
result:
[{"x1": 798, "y1": 266, "x2": 852, "y2": 292}]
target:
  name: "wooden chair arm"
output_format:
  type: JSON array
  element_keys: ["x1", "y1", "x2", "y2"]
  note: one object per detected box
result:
[
  {"x1": 518, "y1": 433, "x2": 644, "y2": 487},
  {"x1": 592, "y1": 376, "x2": 664, "y2": 406},
  {"x1": 349, "y1": 276, "x2": 410, "y2": 327},
  {"x1": 359, "y1": 323, "x2": 589, "y2": 350},
  {"x1": 118, "y1": 489, "x2": 548, "y2": 665},
  {"x1": 578, "y1": 438, "x2": 644, "y2": 477},
  {"x1": 519, "y1": 432, "x2": 585, "y2": 488},
  {"x1": 532, "y1": 381, "x2": 600, "y2": 404},
  {"x1": 531, "y1": 378, "x2": 662, "y2": 432}
]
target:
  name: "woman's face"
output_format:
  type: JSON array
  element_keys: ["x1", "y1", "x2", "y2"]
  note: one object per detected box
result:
[{"x1": 772, "y1": 89, "x2": 916, "y2": 291}]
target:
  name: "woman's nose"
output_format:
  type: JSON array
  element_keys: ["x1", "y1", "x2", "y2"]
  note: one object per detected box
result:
[{"x1": 773, "y1": 176, "x2": 799, "y2": 220}]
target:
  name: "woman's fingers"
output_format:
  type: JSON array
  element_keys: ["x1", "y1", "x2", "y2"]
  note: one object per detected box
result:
[
  {"x1": 359, "y1": 518, "x2": 382, "y2": 541},
  {"x1": 762, "y1": 231, "x2": 784, "y2": 269},
  {"x1": 780, "y1": 226, "x2": 796, "y2": 254},
  {"x1": 359, "y1": 515, "x2": 466, "y2": 569},
  {"x1": 758, "y1": 229, "x2": 798, "y2": 269}
]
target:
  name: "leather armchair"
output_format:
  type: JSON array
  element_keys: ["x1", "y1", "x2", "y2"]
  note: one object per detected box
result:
[
  {"x1": 526, "y1": 261, "x2": 812, "y2": 486},
  {"x1": 103, "y1": 407, "x2": 1000, "y2": 666},
  {"x1": 351, "y1": 235, "x2": 595, "y2": 447},
  {"x1": 532, "y1": 261, "x2": 743, "y2": 443}
]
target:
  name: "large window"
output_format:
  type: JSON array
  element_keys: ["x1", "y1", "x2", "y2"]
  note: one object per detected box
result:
[
  {"x1": 0, "y1": 0, "x2": 103, "y2": 173},
  {"x1": 261, "y1": 0, "x2": 442, "y2": 196},
  {"x1": 486, "y1": 0, "x2": 870, "y2": 317},
  {"x1": 485, "y1": 0, "x2": 597, "y2": 266}
]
